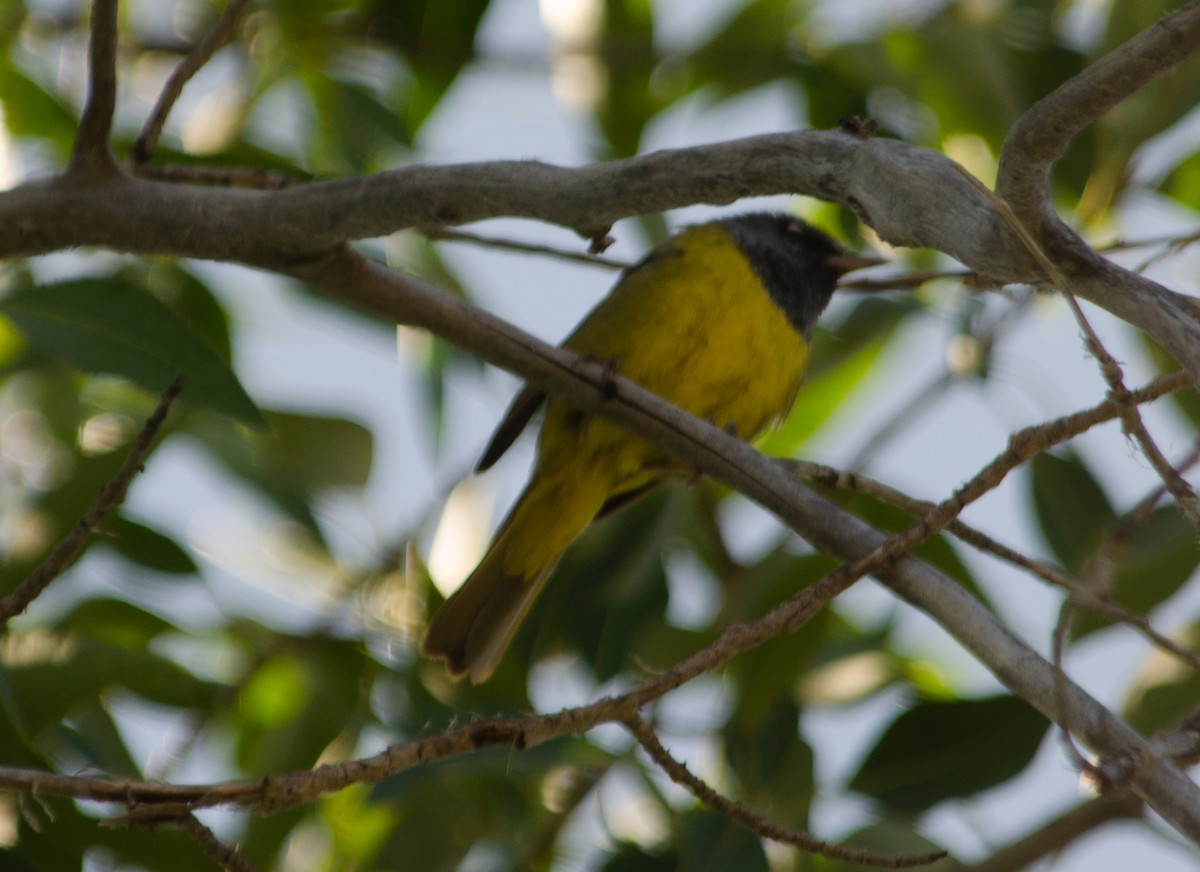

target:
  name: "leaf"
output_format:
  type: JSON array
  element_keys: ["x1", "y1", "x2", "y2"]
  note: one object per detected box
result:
[
  {"x1": 1073, "y1": 505, "x2": 1200, "y2": 639},
  {"x1": 725, "y1": 549, "x2": 840, "y2": 717},
  {"x1": 825, "y1": 822, "x2": 954, "y2": 872},
  {"x1": 1122, "y1": 622, "x2": 1200, "y2": 734},
  {"x1": 1028, "y1": 450, "x2": 1117, "y2": 575},
  {"x1": 0, "y1": 67, "x2": 79, "y2": 150},
  {"x1": 848, "y1": 694, "x2": 1049, "y2": 814},
  {"x1": 600, "y1": 843, "x2": 677, "y2": 872},
  {"x1": 235, "y1": 635, "x2": 373, "y2": 774},
  {"x1": 723, "y1": 697, "x2": 814, "y2": 824},
  {"x1": 56, "y1": 599, "x2": 176, "y2": 649},
  {"x1": 0, "y1": 278, "x2": 264, "y2": 427},
  {"x1": 259, "y1": 410, "x2": 374, "y2": 490},
  {"x1": 837, "y1": 490, "x2": 989, "y2": 604},
  {"x1": 373, "y1": 737, "x2": 611, "y2": 801},
  {"x1": 679, "y1": 809, "x2": 769, "y2": 872},
  {"x1": 102, "y1": 515, "x2": 199, "y2": 575},
  {"x1": 361, "y1": 0, "x2": 492, "y2": 131},
  {"x1": 5, "y1": 635, "x2": 220, "y2": 736}
]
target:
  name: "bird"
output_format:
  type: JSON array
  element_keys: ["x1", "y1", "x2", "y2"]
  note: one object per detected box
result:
[{"x1": 421, "y1": 212, "x2": 881, "y2": 682}]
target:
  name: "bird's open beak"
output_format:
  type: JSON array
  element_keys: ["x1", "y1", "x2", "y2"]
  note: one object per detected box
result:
[{"x1": 826, "y1": 253, "x2": 886, "y2": 277}]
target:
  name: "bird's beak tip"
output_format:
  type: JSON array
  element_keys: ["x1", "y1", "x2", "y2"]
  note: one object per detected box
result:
[{"x1": 827, "y1": 253, "x2": 887, "y2": 276}]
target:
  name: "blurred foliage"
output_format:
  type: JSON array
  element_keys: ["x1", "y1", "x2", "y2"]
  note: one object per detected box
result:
[{"x1": 0, "y1": 0, "x2": 1199, "y2": 870}]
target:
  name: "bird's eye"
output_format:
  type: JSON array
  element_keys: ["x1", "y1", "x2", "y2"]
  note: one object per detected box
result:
[{"x1": 784, "y1": 221, "x2": 804, "y2": 235}]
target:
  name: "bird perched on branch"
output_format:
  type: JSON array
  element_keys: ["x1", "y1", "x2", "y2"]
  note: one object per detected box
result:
[{"x1": 422, "y1": 212, "x2": 881, "y2": 682}]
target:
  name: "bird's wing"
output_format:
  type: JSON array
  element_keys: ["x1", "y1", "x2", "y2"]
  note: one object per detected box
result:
[
  {"x1": 476, "y1": 246, "x2": 681, "y2": 473},
  {"x1": 475, "y1": 385, "x2": 546, "y2": 472}
]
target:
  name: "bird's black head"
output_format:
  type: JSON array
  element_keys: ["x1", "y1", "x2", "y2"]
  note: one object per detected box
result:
[{"x1": 721, "y1": 212, "x2": 860, "y2": 338}]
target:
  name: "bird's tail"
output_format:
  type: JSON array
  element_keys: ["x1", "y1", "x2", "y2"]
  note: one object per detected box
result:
[{"x1": 421, "y1": 465, "x2": 610, "y2": 683}]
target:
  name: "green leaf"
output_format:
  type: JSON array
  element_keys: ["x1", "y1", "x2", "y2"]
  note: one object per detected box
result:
[
  {"x1": 102, "y1": 515, "x2": 199, "y2": 575},
  {"x1": 600, "y1": 843, "x2": 677, "y2": 872},
  {"x1": 826, "y1": 822, "x2": 954, "y2": 872},
  {"x1": 1073, "y1": 505, "x2": 1200, "y2": 639},
  {"x1": 6, "y1": 635, "x2": 219, "y2": 736},
  {"x1": 689, "y1": 0, "x2": 802, "y2": 98},
  {"x1": 723, "y1": 697, "x2": 814, "y2": 825},
  {"x1": 679, "y1": 809, "x2": 769, "y2": 872},
  {"x1": 260, "y1": 409, "x2": 374, "y2": 490},
  {"x1": 56, "y1": 599, "x2": 176, "y2": 649},
  {"x1": 836, "y1": 490, "x2": 988, "y2": 604},
  {"x1": 374, "y1": 737, "x2": 611, "y2": 801},
  {"x1": 725, "y1": 549, "x2": 840, "y2": 717},
  {"x1": 848, "y1": 694, "x2": 1049, "y2": 813},
  {"x1": 1123, "y1": 623, "x2": 1200, "y2": 734},
  {"x1": 0, "y1": 67, "x2": 79, "y2": 150},
  {"x1": 53, "y1": 700, "x2": 142, "y2": 777},
  {"x1": 0, "y1": 278, "x2": 264, "y2": 427},
  {"x1": 144, "y1": 262, "x2": 235, "y2": 363},
  {"x1": 361, "y1": 0, "x2": 491, "y2": 131},
  {"x1": 1028, "y1": 451, "x2": 1117, "y2": 575},
  {"x1": 235, "y1": 635, "x2": 374, "y2": 774}
]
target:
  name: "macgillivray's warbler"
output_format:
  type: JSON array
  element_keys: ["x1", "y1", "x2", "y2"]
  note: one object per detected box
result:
[{"x1": 422, "y1": 212, "x2": 881, "y2": 682}]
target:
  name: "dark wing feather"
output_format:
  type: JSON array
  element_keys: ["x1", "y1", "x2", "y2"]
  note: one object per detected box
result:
[{"x1": 475, "y1": 386, "x2": 547, "y2": 472}]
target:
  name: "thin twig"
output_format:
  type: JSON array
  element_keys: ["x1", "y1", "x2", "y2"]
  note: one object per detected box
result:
[
  {"x1": 952, "y1": 793, "x2": 1141, "y2": 872},
  {"x1": 0, "y1": 378, "x2": 184, "y2": 629},
  {"x1": 1064, "y1": 296, "x2": 1200, "y2": 531},
  {"x1": 131, "y1": 0, "x2": 254, "y2": 163},
  {"x1": 422, "y1": 226, "x2": 630, "y2": 269},
  {"x1": 70, "y1": 0, "x2": 121, "y2": 175},
  {"x1": 1052, "y1": 600, "x2": 1094, "y2": 775},
  {"x1": 625, "y1": 716, "x2": 946, "y2": 868},
  {"x1": 1132, "y1": 230, "x2": 1200, "y2": 273},
  {"x1": 794, "y1": 447, "x2": 1200, "y2": 674},
  {"x1": 957, "y1": 164, "x2": 1200, "y2": 531},
  {"x1": 110, "y1": 813, "x2": 260, "y2": 872},
  {"x1": 838, "y1": 267, "x2": 965, "y2": 292}
]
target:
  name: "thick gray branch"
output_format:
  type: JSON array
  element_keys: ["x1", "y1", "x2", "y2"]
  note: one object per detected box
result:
[{"x1": 2, "y1": 131, "x2": 1198, "y2": 385}]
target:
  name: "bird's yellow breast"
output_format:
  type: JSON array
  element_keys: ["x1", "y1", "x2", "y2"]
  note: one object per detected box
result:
[{"x1": 538, "y1": 223, "x2": 809, "y2": 483}]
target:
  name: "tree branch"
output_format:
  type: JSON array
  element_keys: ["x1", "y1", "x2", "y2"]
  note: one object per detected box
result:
[
  {"x1": 952, "y1": 793, "x2": 1143, "y2": 872},
  {"x1": 624, "y1": 716, "x2": 946, "y2": 868},
  {"x1": 70, "y1": 0, "x2": 121, "y2": 177},
  {"x1": 997, "y1": 0, "x2": 1200, "y2": 227},
  {"x1": 5, "y1": 128, "x2": 1199, "y2": 386},
  {"x1": 0, "y1": 378, "x2": 183, "y2": 629},
  {"x1": 131, "y1": 0, "x2": 254, "y2": 163}
]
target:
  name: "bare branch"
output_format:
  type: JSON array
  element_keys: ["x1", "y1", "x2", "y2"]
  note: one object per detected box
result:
[
  {"x1": 108, "y1": 813, "x2": 260, "y2": 872},
  {"x1": 794, "y1": 437, "x2": 1200, "y2": 675},
  {"x1": 6, "y1": 129, "x2": 1200, "y2": 385},
  {"x1": 423, "y1": 226, "x2": 630, "y2": 269},
  {"x1": 997, "y1": 1, "x2": 1200, "y2": 226},
  {"x1": 0, "y1": 378, "x2": 183, "y2": 629},
  {"x1": 625, "y1": 716, "x2": 947, "y2": 868},
  {"x1": 70, "y1": 0, "x2": 121, "y2": 176},
  {"x1": 1064, "y1": 296, "x2": 1200, "y2": 530},
  {"x1": 131, "y1": 0, "x2": 254, "y2": 163},
  {"x1": 952, "y1": 793, "x2": 1142, "y2": 872}
]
